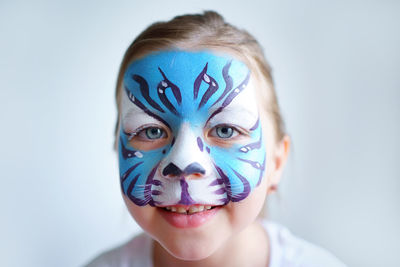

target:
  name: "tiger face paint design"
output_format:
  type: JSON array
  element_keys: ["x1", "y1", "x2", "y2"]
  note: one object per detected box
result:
[{"x1": 119, "y1": 50, "x2": 266, "y2": 207}]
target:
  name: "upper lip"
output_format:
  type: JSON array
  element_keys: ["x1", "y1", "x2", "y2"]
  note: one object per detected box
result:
[
  {"x1": 157, "y1": 204, "x2": 218, "y2": 209},
  {"x1": 157, "y1": 204, "x2": 221, "y2": 214}
]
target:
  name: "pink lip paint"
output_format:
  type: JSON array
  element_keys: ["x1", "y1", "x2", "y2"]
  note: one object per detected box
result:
[{"x1": 158, "y1": 207, "x2": 221, "y2": 228}]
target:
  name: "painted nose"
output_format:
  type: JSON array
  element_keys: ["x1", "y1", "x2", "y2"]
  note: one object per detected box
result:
[
  {"x1": 160, "y1": 122, "x2": 212, "y2": 179},
  {"x1": 162, "y1": 162, "x2": 206, "y2": 177}
]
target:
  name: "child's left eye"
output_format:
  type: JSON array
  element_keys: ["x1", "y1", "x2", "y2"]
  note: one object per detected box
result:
[
  {"x1": 208, "y1": 125, "x2": 240, "y2": 139},
  {"x1": 215, "y1": 126, "x2": 235, "y2": 138}
]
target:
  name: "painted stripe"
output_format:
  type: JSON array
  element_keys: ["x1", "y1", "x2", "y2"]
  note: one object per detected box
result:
[
  {"x1": 146, "y1": 164, "x2": 159, "y2": 207},
  {"x1": 239, "y1": 134, "x2": 262, "y2": 153},
  {"x1": 237, "y1": 158, "x2": 263, "y2": 170},
  {"x1": 211, "y1": 60, "x2": 233, "y2": 106},
  {"x1": 125, "y1": 163, "x2": 159, "y2": 206},
  {"x1": 209, "y1": 178, "x2": 224, "y2": 186},
  {"x1": 119, "y1": 137, "x2": 141, "y2": 159},
  {"x1": 158, "y1": 68, "x2": 182, "y2": 116},
  {"x1": 214, "y1": 164, "x2": 233, "y2": 200},
  {"x1": 124, "y1": 86, "x2": 171, "y2": 129},
  {"x1": 193, "y1": 63, "x2": 208, "y2": 100},
  {"x1": 213, "y1": 188, "x2": 226, "y2": 195},
  {"x1": 171, "y1": 137, "x2": 175, "y2": 147},
  {"x1": 126, "y1": 174, "x2": 149, "y2": 206},
  {"x1": 151, "y1": 190, "x2": 162, "y2": 195},
  {"x1": 249, "y1": 118, "x2": 260, "y2": 131},
  {"x1": 230, "y1": 169, "x2": 251, "y2": 202},
  {"x1": 158, "y1": 68, "x2": 182, "y2": 104},
  {"x1": 152, "y1": 180, "x2": 162, "y2": 186},
  {"x1": 197, "y1": 137, "x2": 204, "y2": 152},
  {"x1": 132, "y1": 74, "x2": 164, "y2": 113},
  {"x1": 256, "y1": 154, "x2": 267, "y2": 186},
  {"x1": 178, "y1": 178, "x2": 195, "y2": 205},
  {"x1": 220, "y1": 71, "x2": 250, "y2": 108},
  {"x1": 198, "y1": 74, "x2": 219, "y2": 109},
  {"x1": 206, "y1": 71, "x2": 251, "y2": 125},
  {"x1": 120, "y1": 161, "x2": 143, "y2": 183}
]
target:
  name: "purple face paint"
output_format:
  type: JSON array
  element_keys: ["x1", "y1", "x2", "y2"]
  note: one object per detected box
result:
[
  {"x1": 179, "y1": 178, "x2": 195, "y2": 205},
  {"x1": 197, "y1": 137, "x2": 204, "y2": 152}
]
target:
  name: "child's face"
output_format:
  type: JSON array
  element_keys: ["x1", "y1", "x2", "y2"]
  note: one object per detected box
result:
[{"x1": 119, "y1": 50, "x2": 272, "y2": 259}]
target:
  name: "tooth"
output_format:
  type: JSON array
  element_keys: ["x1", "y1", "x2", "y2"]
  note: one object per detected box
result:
[
  {"x1": 165, "y1": 206, "x2": 171, "y2": 211},
  {"x1": 188, "y1": 206, "x2": 199, "y2": 214},
  {"x1": 171, "y1": 207, "x2": 177, "y2": 212},
  {"x1": 198, "y1": 206, "x2": 205, "y2": 212},
  {"x1": 177, "y1": 207, "x2": 187, "y2": 214},
  {"x1": 205, "y1": 205, "x2": 212, "y2": 210}
]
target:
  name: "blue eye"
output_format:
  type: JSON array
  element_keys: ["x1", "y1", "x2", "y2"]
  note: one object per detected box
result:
[
  {"x1": 215, "y1": 126, "x2": 234, "y2": 138},
  {"x1": 145, "y1": 127, "x2": 165, "y2": 139}
]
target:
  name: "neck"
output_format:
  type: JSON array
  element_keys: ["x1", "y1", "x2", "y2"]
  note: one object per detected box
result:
[{"x1": 153, "y1": 221, "x2": 270, "y2": 267}]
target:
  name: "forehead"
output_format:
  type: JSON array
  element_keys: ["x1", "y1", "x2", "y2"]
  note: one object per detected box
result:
[
  {"x1": 124, "y1": 50, "x2": 249, "y2": 86},
  {"x1": 122, "y1": 50, "x2": 259, "y2": 124}
]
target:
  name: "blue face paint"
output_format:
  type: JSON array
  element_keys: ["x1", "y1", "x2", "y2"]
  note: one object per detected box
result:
[{"x1": 119, "y1": 50, "x2": 266, "y2": 207}]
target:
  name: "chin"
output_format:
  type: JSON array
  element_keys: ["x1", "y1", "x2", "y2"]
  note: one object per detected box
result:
[
  {"x1": 153, "y1": 206, "x2": 234, "y2": 261},
  {"x1": 159, "y1": 236, "x2": 220, "y2": 261}
]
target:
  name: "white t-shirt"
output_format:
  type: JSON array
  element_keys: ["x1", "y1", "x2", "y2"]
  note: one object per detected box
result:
[{"x1": 84, "y1": 220, "x2": 346, "y2": 267}]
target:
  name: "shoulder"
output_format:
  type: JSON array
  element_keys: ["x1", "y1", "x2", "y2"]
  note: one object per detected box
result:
[
  {"x1": 83, "y1": 232, "x2": 153, "y2": 267},
  {"x1": 261, "y1": 220, "x2": 347, "y2": 267}
]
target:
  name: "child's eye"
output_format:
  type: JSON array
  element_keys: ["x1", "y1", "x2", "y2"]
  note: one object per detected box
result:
[
  {"x1": 214, "y1": 126, "x2": 237, "y2": 139},
  {"x1": 206, "y1": 124, "x2": 250, "y2": 148},
  {"x1": 208, "y1": 125, "x2": 241, "y2": 140},
  {"x1": 142, "y1": 127, "x2": 166, "y2": 139},
  {"x1": 125, "y1": 126, "x2": 170, "y2": 151},
  {"x1": 132, "y1": 126, "x2": 167, "y2": 140}
]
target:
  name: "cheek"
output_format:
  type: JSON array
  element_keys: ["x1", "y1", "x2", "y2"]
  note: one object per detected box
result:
[
  {"x1": 123, "y1": 195, "x2": 158, "y2": 232},
  {"x1": 210, "y1": 134, "x2": 266, "y2": 190},
  {"x1": 225, "y1": 175, "x2": 268, "y2": 227},
  {"x1": 119, "y1": 134, "x2": 169, "y2": 206}
]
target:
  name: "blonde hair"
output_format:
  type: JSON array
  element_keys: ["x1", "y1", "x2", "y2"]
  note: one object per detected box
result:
[{"x1": 115, "y1": 11, "x2": 285, "y2": 143}]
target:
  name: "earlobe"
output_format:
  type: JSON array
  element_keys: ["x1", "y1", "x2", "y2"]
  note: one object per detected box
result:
[{"x1": 267, "y1": 135, "x2": 290, "y2": 194}]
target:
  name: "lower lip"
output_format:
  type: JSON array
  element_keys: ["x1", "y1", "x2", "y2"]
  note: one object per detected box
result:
[{"x1": 158, "y1": 207, "x2": 221, "y2": 228}]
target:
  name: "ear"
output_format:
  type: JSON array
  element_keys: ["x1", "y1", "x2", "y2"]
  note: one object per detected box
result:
[{"x1": 267, "y1": 135, "x2": 290, "y2": 194}]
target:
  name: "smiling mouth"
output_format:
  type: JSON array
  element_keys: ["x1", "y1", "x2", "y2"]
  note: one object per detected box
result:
[{"x1": 159, "y1": 205, "x2": 220, "y2": 215}]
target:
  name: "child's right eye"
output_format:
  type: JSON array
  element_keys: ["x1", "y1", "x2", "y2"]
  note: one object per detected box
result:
[
  {"x1": 141, "y1": 127, "x2": 166, "y2": 140},
  {"x1": 126, "y1": 126, "x2": 170, "y2": 151}
]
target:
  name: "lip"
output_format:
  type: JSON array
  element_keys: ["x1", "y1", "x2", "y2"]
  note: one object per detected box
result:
[{"x1": 158, "y1": 206, "x2": 221, "y2": 228}]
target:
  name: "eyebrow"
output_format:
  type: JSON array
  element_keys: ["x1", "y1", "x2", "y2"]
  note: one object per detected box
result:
[
  {"x1": 123, "y1": 107, "x2": 170, "y2": 128},
  {"x1": 205, "y1": 71, "x2": 251, "y2": 124},
  {"x1": 220, "y1": 106, "x2": 257, "y2": 117},
  {"x1": 123, "y1": 108, "x2": 147, "y2": 122},
  {"x1": 206, "y1": 106, "x2": 258, "y2": 127},
  {"x1": 124, "y1": 87, "x2": 171, "y2": 129}
]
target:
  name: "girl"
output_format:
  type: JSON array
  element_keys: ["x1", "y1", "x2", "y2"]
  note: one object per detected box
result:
[{"x1": 86, "y1": 11, "x2": 346, "y2": 267}]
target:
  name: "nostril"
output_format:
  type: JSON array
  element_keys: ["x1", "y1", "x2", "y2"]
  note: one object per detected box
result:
[
  {"x1": 162, "y1": 163, "x2": 183, "y2": 176},
  {"x1": 183, "y1": 162, "x2": 206, "y2": 176},
  {"x1": 162, "y1": 162, "x2": 206, "y2": 177}
]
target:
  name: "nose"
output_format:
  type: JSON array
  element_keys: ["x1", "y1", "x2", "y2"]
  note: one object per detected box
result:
[
  {"x1": 160, "y1": 123, "x2": 211, "y2": 179},
  {"x1": 162, "y1": 162, "x2": 206, "y2": 177}
]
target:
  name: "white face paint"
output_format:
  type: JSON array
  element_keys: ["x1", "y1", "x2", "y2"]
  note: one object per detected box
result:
[
  {"x1": 150, "y1": 123, "x2": 220, "y2": 206},
  {"x1": 119, "y1": 50, "x2": 266, "y2": 207},
  {"x1": 207, "y1": 78, "x2": 259, "y2": 129}
]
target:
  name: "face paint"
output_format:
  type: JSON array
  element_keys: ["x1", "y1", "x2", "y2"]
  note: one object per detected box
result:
[{"x1": 119, "y1": 50, "x2": 266, "y2": 207}]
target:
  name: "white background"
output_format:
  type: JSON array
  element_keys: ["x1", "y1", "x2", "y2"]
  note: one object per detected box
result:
[{"x1": 1, "y1": 1, "x2": 399, "y2": 266}]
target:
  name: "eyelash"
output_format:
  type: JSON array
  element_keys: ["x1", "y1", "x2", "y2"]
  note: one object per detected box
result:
[
  {"x1": 208, "y1": 124, "x2": 247, "y2": 139},
  {"x1": 125, "y1": 124, "x2": 247, "y2": 142},
  {"x1": 125, "y1": 125, "x2": 167, "y2": 140}
]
